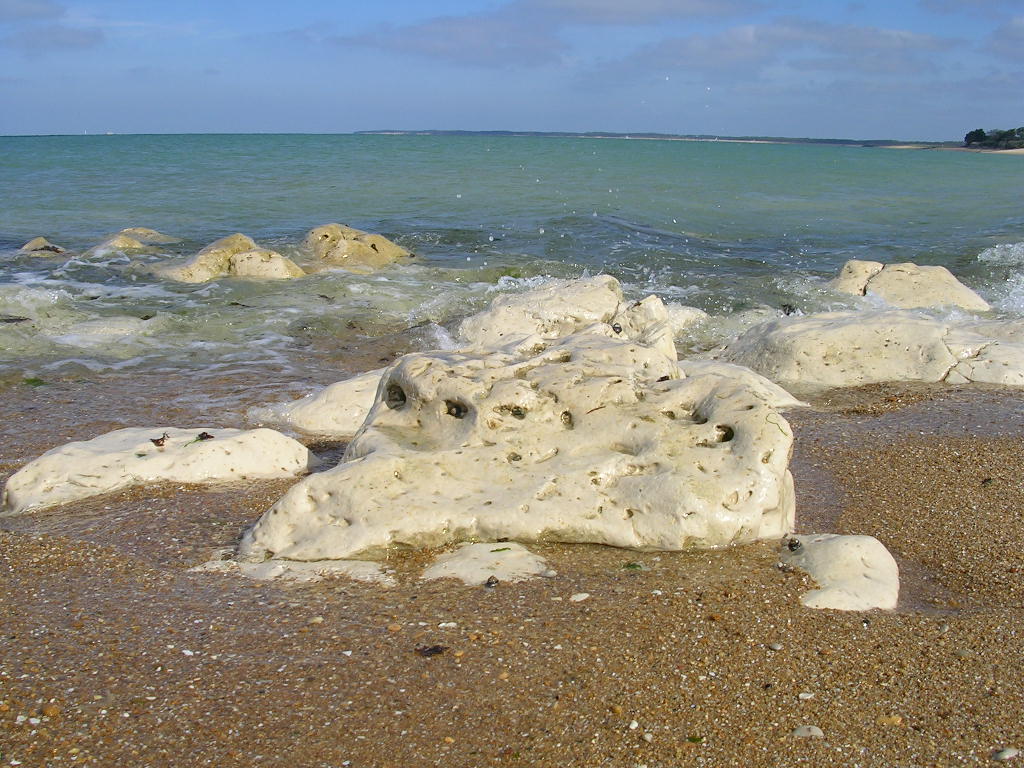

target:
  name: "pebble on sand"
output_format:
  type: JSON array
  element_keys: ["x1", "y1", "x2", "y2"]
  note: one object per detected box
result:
[{"x1": 791, "y1": 725, "x2": 824, "y2": 738}]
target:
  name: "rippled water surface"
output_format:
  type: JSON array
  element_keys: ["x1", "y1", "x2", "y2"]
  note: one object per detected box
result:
[{"x1": 2, "y1": 133, "x2": 1022, "y2": 407}]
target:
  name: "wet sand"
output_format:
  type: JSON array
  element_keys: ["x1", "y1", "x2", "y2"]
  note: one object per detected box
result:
[{"x1": 2, "y1": 376, "x2": 1023, "y2": 767}]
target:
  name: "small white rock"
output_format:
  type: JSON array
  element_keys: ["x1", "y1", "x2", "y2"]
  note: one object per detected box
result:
[
  {"x1": 798, "y1": 692, "x2": 815, "y2": 701},
  {"x1": 768, "y1": 642, "x2": 784, "y2": 651},
  {"x1": 993, "y1": 748, "x2": 1020, "y2": 762},
  {"x1": 628, "y1": 720, "x2": 639, "y2": 730},
  {"x1": 791, "y1": 725, "x2": 824, "y2": 738},
  {"x1": 438, "y1": 621, "x2": 458, "y2": 629},
  {"x1": 569, "y1": 592, "x2": 591, "y2": 602}
]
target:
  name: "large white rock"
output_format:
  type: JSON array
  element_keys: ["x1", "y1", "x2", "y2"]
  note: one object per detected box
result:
[
  {"x1": 422, "y1": 542, "x2": 553, "y2": 585},
  {"x1": 781, "y1": 534, "x2": 899, "y2": 610},
  {"x1": 249, "y1": 368, "x2": 385, "y2": 436},
  {"x1": 721, "y1": 310, "x2": 1024, "y2": 390},
  {"x1": 237, "y1": 330, "x2": 795, "y2": 562},
  {"x1": 306, "y1": 223, "x2": 412, "y2": 273},
  {"x1": 830, "y1": 260, "x2": 990, "y2": 312},
  {"x1": 1, "y1": 427, "x2": 318, "y2": 515}
]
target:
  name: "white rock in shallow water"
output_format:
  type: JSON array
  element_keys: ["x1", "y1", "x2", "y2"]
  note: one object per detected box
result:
[
  {"x1": 19, "y1": 236, "x2": 66, "y2": 255},
  {"x1": 114, "y1": 227, "x2": 178, "y2": 244},
  {"x1": 721, "y1": 310, "x2": 1024, "y2": 390},
  {"x1": 238, "y1": 329, "x2": 795, "y2": 562},
  {"x1": 677, "y1": 359, "x2": 807, "y2": 411},
  {"x1": 1, "y1": 427, "x2": 318, "y2": 515},
  {"x1": 305, "y1": 223, "x2": 412, "y2": 273},
  {"x1": 830, "y1": 259, "x2": 990, "y2": 312},
  {"x1": 781, "y1": 533, "x2": 899, "y2": 611},
  {"x1": 83, "y1": 233, "x2": 151, "y2": 257},
  {"x1": 228, "y1": 249, "x2": 305, "y2": 279},
  {"x1": 249, "y1": 368, "x2": 385, "y2": 437},
  {"x1": 422, "y1": 542, "x2": 551, "y2": 585},
  {"x1": 253, "y1": 276, "x2": 706, "y2": 438},
  {"x1": 157, "y1": 233, "x2": 260, "y2": 282},
  {"x1": 456, "y1": 275, "x2": 689, "y2": 358},
  {"x1": 191, "y1": 556, "x2": 392, "y2": 585}
]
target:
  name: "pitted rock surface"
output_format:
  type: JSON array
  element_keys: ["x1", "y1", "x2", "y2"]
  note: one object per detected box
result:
[
  {"x1": 238, "y1": 330, "x2": 795, "y2": 561},
  {"x1": 305, "y1": 223, "x2": 412, "y2": 273}
]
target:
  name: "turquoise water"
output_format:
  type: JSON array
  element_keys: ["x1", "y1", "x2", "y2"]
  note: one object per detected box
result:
[{"x1": 2, "y1": 133, "x2": 1023, "y2": 385}]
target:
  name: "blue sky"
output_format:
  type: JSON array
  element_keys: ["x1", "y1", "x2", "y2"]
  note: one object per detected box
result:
[{"x1": 1, "y1": 0, "x2": 1021, "y2": 140}]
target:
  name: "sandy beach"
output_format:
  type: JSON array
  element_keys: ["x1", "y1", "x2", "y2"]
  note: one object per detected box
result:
[{"x1": 2, "y1": 373, "x2": 1023, "y2": 767}]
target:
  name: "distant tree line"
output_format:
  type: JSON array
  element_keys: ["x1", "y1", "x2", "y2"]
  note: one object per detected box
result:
[{"x1": 964, "y1": 127, "x2": 1024, "y2": 149}]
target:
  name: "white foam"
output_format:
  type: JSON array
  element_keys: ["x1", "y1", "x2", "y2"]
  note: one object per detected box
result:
[{"x1": 978, "y1": 242, "x2": 1024, "y2": 266}]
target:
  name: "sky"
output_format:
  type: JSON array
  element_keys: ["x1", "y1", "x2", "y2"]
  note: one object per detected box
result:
[{"x1": 0, "y1": 0, "x2": 1021, "y2": 140}]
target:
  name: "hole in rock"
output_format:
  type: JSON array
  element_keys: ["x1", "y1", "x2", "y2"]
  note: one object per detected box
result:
[
  {"x1": 715, "y1": 425, "x2": 735, "y2": 442},
  {"x1": 561, "y1": 411, "x2": 574, "y2": 429},
  {"x1": 445, "y1": 400, "x2": 469, "y2": 419},
  {"x1": 385, "y1": 383, "x2": 407, "y2": 409}
]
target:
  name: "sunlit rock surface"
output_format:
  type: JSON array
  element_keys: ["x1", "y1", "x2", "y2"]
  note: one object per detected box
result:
[
  {"x1": 781, "y1": 534, "x2": 900, "y2": 611},
  {"x1": 830, "y1": 260, "x2": 990, "y2": 312},
  {"x1": 238, "y1": 330, "x2": 795, "y2": 562},
  {"x1": 720, "y1": 310, "x2": 1024, "y2": 390},
  {"x1": 2, "y1": 427, "x2": 317, "y2": 515},
  {"x1": 305, "y1": 223, "x2": 412, "y2": 273}
]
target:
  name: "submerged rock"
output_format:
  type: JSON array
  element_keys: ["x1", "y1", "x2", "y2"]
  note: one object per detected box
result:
[
  {"x1": 422, "y1": 542, "x2": 553, "y2": 585},
  {"x1": 19, "y1": 237, "x2": 66, "y2": 255},
  {"x1": 1, "y1": 427, "x2": 317, "y2": 515},
  {"x1": 830, "y1": 259, "x2": 990, "y2": 312},
  {"x1": 83, "y1": 233, "x2": 151, "y2": 257},
  {"x1": 237, "y1": 329, "x2": 795, "y2": 562},
  {"x1": 306, "y1": 223, "x2": 412, "y2": 273},
  {"x1": 781, "y1": 533, "x2": 899, "y2": 610},
  {"x1": 721, "y1": 310, "x2": 1024, "y2": 390},
  {"x1": 192, "y1": 555, "x2": 393, "y2": 585},
  {"x1": 115, "y1": 227, "x2": 179, "y2": 244},
  {"x1": 249, "y1": 367, "x2": 385, "y2": 437}
]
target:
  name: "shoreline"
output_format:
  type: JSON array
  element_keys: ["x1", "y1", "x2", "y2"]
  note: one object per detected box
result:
[{"x1": 2, "y1": 375, "x2": 1023, "y2": 766}]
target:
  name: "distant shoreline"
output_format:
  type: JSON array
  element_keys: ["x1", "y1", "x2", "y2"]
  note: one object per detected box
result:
[
  {"x1": 355, "y1": 129, "x2": 956, "y2": 150},
  {"x1": 357, "y1": 130, "x2": 1024, "y2": 154}
]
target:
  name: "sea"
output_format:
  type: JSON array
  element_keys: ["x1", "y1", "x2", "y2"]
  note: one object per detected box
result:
[{"x1": 2, "y1": 133, "x2": 1022, "y2": 421}]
